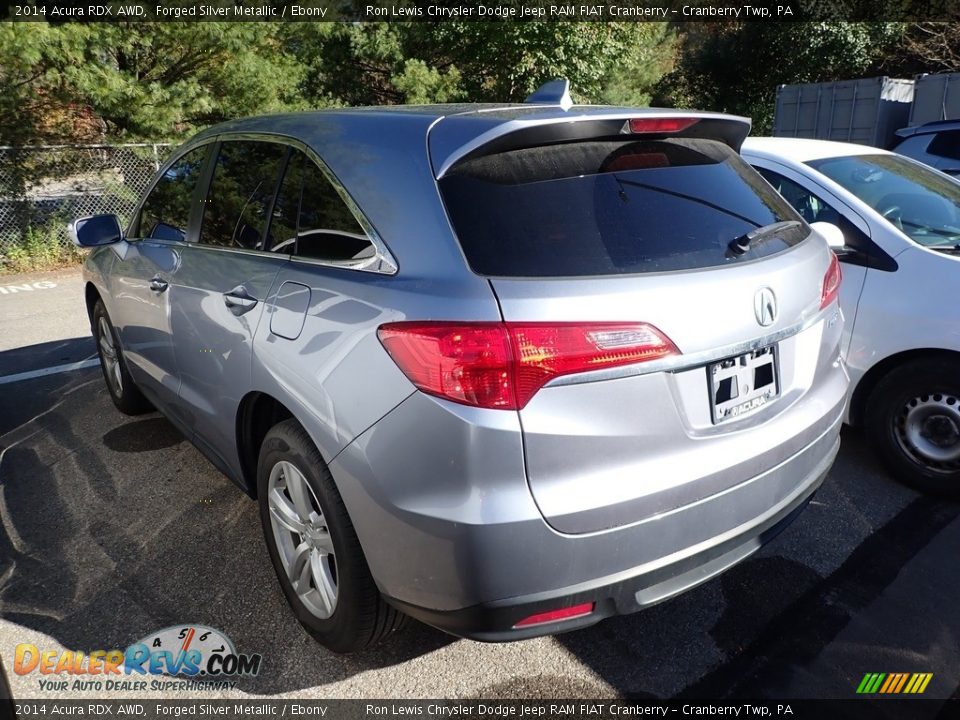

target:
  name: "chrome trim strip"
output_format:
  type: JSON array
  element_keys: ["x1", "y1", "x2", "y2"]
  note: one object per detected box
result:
[
  {"x1": 178, "y1": 242, "x2": 293, "y2": 262},
  {"x1": 213, "y1": 132, "x2": 398, "y2": 275},
  {"x1": 544, "y1": 308, "x2": 835, "y2": 388}
]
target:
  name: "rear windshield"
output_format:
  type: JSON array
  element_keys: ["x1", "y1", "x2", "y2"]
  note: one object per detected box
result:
[{"x1": 439, "y1": 138, "x2": 807, "y2": 277}]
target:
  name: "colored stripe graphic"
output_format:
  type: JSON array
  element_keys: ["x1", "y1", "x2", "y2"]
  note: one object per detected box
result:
[
  {"x1": 879, "y1": 674, "x2": 896, "y2": 693},
  {"x1": 856, "y1": 672, "x2": 932, "y2": 694},
  {"x1": 893, "y1": 673, "x2": 909, "y2": 693}
]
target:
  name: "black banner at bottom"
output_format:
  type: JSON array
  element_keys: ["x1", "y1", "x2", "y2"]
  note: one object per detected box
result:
[{"x1": 2, "y1": 699, "x2": 959, "y2": 720}]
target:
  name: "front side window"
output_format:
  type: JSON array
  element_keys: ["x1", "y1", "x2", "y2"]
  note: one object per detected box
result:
[
  {"x1": 137, "y1": 146, "x2": 207, "y2": 241},
  {"x1": 439, "y1": 138, "x2": 806, "y2": 277},
  {"x1": 199, "y1": 141, "x2": 289, "y2": 250},
  {"x1": 756, "y1": 166, "x2": 873, "y2": 257},
  {"x1": 755, "y1": 167, "x2": 842, "y2": 226},
  {"x1": 809, "y1": 153, "x2": 960, "y2": 248}
]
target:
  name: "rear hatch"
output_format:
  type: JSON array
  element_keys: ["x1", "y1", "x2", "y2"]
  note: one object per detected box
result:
[{"x1": 432, "y1": 111, "x2": 839, "y2": 534}]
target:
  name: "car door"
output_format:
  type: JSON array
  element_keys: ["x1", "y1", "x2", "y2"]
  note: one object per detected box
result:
[
  {"x1": 749, "y1": 161, "x2": 874, "y2": 358},
  {"x1": 109, "y1": 144, "x2": 210, "y2": 409},
  {"x1": 172, "y1": 139, "x2": 291, "y2": 478}
]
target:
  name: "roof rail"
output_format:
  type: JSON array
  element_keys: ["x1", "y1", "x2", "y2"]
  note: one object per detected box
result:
[{"x1": 524, "y1": 79, "x2": 572, "y2": 111}]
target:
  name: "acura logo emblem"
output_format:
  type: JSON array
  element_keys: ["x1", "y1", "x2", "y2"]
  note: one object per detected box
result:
[{"x1": 754, "y1": 287, "x2": 778, "y2": 327}]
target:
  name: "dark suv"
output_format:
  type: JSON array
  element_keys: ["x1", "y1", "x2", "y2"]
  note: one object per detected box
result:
[{"x1": 892, "y1": 120, "x2": 960, "y2": 177}]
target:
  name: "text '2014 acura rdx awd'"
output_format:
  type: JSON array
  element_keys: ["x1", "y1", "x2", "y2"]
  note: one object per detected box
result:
[{"x1": 71, "y1": 81, "x2": 848, "y2": 652}]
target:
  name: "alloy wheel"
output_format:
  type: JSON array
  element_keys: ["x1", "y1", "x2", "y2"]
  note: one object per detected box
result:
[
  {"x1": 267, "y1": 460, "x2": 338, "y2": 619},
  {"x1": 98, "y1": 316, "x2": 123, "y2": 395}
]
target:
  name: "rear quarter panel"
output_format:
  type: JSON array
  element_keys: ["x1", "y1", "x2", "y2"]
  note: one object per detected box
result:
[{"x1": 250, "y1": 263, "x2": 501, "y2": 464}]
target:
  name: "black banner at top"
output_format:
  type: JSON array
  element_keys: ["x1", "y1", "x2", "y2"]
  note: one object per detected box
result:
[{"x1": 3, "y1": 0, "x2": 960, "y2": 22}]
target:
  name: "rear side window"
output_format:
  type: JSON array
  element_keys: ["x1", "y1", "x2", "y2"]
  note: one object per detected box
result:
[
  {"x1": 439, "y1": 138, "x2": 807, "y2": 277},
  {"x1": 137, "y1": 146, "x2": 207, "y2": 241},
  {"x1": 200, "y1": 141, "x2": 288, "y2": 250},
  {"x1": 928, "y1": 131, "x2": 960, "y2": 161},
  {"x1": 268, "y1": 150, "x2": 373, "y2": 262}
]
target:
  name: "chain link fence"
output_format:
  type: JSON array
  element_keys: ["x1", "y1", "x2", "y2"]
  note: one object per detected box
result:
[{"x1": 0, "y1": 143, "x2": 171, "y2": 269}]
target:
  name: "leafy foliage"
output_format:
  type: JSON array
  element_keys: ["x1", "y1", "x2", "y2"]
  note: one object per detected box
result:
[
  {"x1": 287, "y1": 22, "x2": 676, "y2": 107},
  {"x1": 655, "y1": 23, "x2": 904, "y2": 133},
  {"x1": 1, "y1": 22, "x2": 304, "y2": 143},
  {"x1": 1, "y1": 21, "x2": 677, "y2": 143},
  {"x1": 879, "y1": 22, "x2": 960, "y2": 75},
  {"x1": 0, "y1": 221, "x2": 83, "y2": 274}
]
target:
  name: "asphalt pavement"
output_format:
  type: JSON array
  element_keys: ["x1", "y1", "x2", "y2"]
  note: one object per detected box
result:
[{"x1": 0, "y1": 268, "x2": 958, "y2": 704}]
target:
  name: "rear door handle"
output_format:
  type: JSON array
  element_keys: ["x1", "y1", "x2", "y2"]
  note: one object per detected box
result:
[
  {"x1": 223, "y1": 288, "x2": 258, "y2": 315},
  {"x1": 149, "y1": 276, "x2": 169, "y2": 293}
]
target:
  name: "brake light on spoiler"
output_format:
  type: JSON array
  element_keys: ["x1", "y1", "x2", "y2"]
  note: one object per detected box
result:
[
  {"x1": 378, "y1": 321, "x2": 679, "y2": 410},
  {"x1": 626, "y1": 117, "x2": 700, "y2": 134}
]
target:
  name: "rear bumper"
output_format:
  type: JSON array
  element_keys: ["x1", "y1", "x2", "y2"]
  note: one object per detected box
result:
[
  {"x1": 330, "y1": 390, "x2": 843, "y2": 639},
  {"x1": 386, "y1": 462, "x2": 826, "y2": 642}
]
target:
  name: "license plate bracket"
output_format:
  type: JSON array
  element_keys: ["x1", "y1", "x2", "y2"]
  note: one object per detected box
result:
[{"x1": 708, "y1": 345, "x2": 780, "y2": 424}]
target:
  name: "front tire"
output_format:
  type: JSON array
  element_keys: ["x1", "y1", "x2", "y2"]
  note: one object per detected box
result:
[
  {"x1": 865, "y1": 358, "x2": 960, "y2": 498},
  {"x1": 92, "y1": 300, "x2": 152, "y2": 415},
  {"x1": 257, "y1": 419, "x2": 406, "y2": 652}
]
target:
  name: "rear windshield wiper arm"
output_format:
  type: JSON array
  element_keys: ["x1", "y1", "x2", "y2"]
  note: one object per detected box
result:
[{"x1": 727, "y1": 221, "x2": 801, "y2": 257}]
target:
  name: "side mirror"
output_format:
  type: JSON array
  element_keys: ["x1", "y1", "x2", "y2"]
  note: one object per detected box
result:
[
  {"x1": 810, "y1": 221, "x2": 846, "y2": 250},
  {"x1": 68, "y1": 214, "x2": 123, "y2": 247}
]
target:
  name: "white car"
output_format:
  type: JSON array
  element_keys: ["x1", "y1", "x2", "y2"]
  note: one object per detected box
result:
[{"x1": 743, "y1": 137, "x2": 960, "y2": 496}]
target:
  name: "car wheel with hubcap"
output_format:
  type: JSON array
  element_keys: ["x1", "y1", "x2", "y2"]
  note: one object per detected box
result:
[
  {"x1": 92, "y1": 299, "x2": 152, "y2": 415},
  {"x1": 257, "y1": 419, "x2": 407, "y2": 652},
  {"x1": 866, "y1": 358, "x2": 960, "y2": 497}
]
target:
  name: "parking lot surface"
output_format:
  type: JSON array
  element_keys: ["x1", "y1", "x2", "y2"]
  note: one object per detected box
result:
[{"x1": 1, "y1": 269, "x2": 958, "y2": 702}]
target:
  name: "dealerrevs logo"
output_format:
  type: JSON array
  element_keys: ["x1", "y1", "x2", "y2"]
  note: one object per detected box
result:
[{"x1": 13, "y1": 625, "x2": 262, "y2": 691}]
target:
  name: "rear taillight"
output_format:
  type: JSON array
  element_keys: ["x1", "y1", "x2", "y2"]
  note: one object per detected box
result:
[
  {"x1": 820, "y1": 252, "x2": 842, "y2": 309},
  {"x1": 627, "y1": 117, "x2": 699, "y2": 134},
  {"x1": 377, "y1": 322, "x2": 679, "y2": 410}
]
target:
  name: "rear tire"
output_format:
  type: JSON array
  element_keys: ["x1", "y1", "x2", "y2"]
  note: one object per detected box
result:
[
  {"x1": 865, "y1": 358, "x2": 960, "y2": 498},
  {"x1": 92, "y1": 300, "x2": 152, "y2": 415},
  {"x1": 257, "y1": 419, "x2": 406, "y2": 652}
]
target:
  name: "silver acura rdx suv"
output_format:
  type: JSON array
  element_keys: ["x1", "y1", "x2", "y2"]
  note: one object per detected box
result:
[{"x1": 72, "y1": 82, "x2": 848, "y2": 652}]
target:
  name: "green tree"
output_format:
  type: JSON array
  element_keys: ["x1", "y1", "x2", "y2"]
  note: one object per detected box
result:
[
  {"x1": 878, "y1": 22, "x2": 960, "y2": 75},
  {"x1": 0, "y1": 22, "x2": 92, "y2": 145},
  {"x1": 288, "y1": 22, "x2": 676, "y2": 107},
  {"x1": 655, "y1": 23, "x2": 903, "y2": 133},
  {"x1": 0, "y1": 21, "x2": 306, "y2": 143},
  {"x1": 64, "y1": 22, "x2": 306, "y2": 139}
]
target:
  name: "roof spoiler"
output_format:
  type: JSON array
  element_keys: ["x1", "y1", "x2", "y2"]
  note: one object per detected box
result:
[
  {"x1": 525, "y1": 79, "x2": 573, "y2": 111},
  {"x1": 433, "y1": 112, "x2": 752, "y2": 178}
]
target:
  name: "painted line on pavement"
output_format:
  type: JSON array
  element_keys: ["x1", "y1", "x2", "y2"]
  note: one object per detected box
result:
[
  {"x1": 0, "y1": 281, "x2": 58, "y2": 295},
  {"x1": 0, "y1": 358, "x2": 100, "y2": 385}
]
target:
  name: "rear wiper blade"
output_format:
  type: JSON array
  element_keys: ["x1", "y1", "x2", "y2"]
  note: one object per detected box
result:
[{"x1": 727, "y1": 221, "x2": 801, "y2": 257}]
